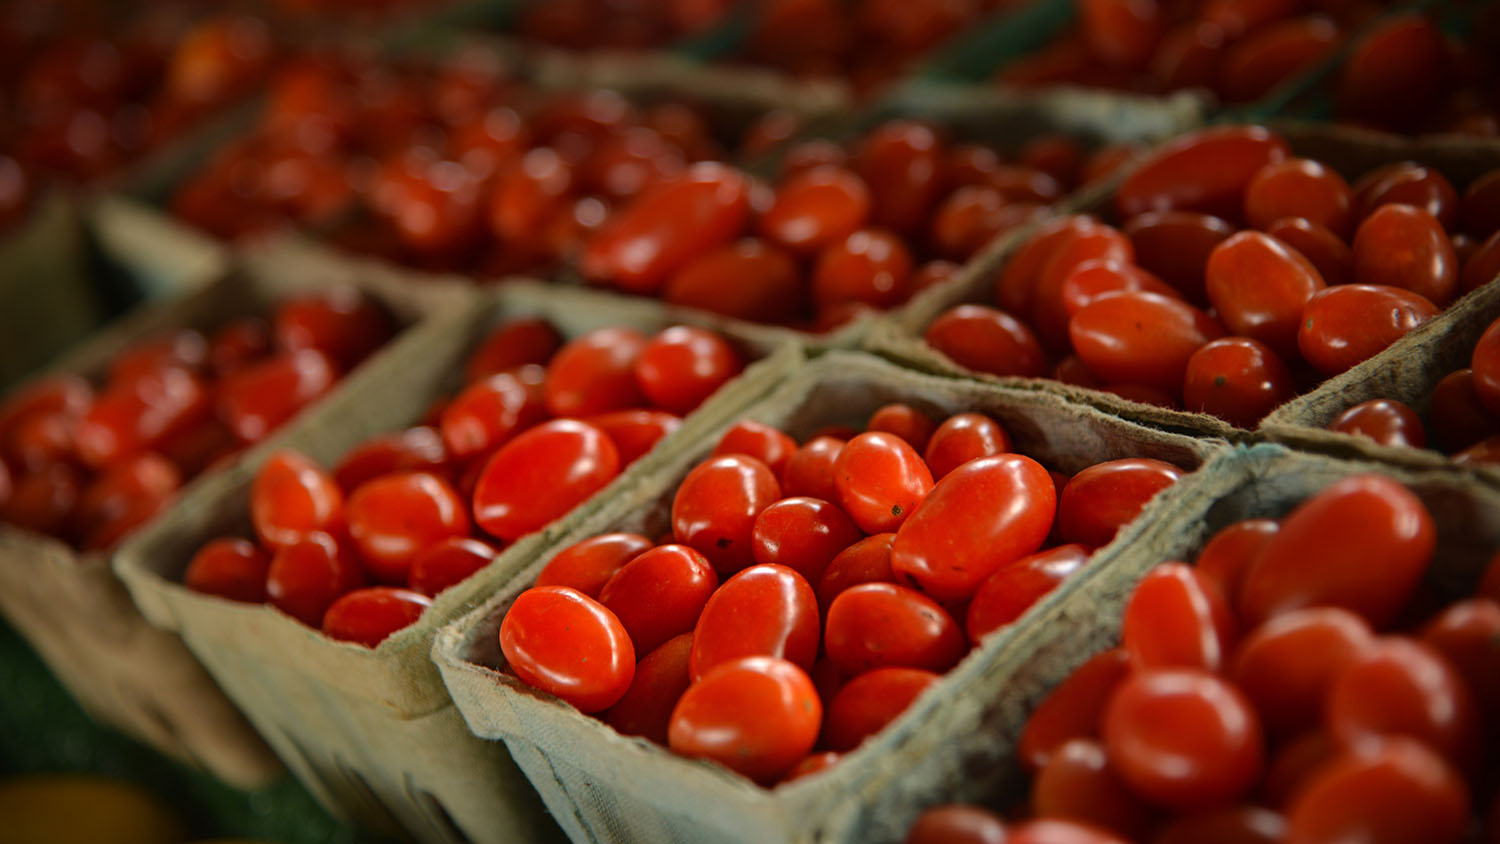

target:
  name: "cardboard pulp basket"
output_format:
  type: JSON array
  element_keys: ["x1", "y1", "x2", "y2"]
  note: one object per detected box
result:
[
  {"x1": 0, "y1": 235, "x2": 468, "y2": 788},
  {"x1": 864, "y1": 121, "x2": 1500, "y2": 443},
  {"x1": 112, "y1": 252, "x2": 801, "y2": 844},
  {"x1": 0, "y1": 193, "x2": 104, "y2": 392},
  {"x1": 432, "y1": 349, "x2": 1225, "y2": 844}
]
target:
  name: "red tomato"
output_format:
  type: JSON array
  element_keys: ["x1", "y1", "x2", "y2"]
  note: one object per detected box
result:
[
  {"x1": 1032, "y1": 738, "x2": 1154, "y2": 839},
  {"x1": 1017, "y1": 649, "x2": 1131, "y2": 772},
  {"x1": 273, "y1": 288, "x2": 392, "y2": 370},
  {"x1": 464, "y1": 317, "x2": 564, "y2": 383},
  {"x1": 923, "y1": 413, "x2": 1011, "y2": 480},
  {"x1": 1473, "y1": 319, "x2": 1500, "y2": 418},
  {"x1": 1239, "y1": 474, "x2": 1434, "y2": 627},
  {"x1": 1265, "y1": 216, "x2": 1354, "y2": 287},
  {"x1": 1297, "y1": 285, "x2": 1437, "y2": 376},
  {"x1": 599, "y1": 544, "x2": 718, "y2": 655},
  {"x1": 634, "y1": 326, "x2": 743, "y2": 414},
  {"x1": 2, "y1": 408, "x2": 75, "y2": 473},
  {"x1": 1008, "y1": 819, "x2": 1131, "y2": 844},
  {"x1": 782, "y1": 751, "x2": 841, "y2": 782},
  {"x1": 712, "y1": 420, "x2": 798, "y2": 479},
  {"x1": 1182, "y1": 338, "x2": 1296, "y2": 429},
  {"x1": 966, "y1": 544, "x2": 1089, "y2": 641},
  {"x1": 690, "y1": 563, "x2": 819, "y2": 679},
  {"x1": 1245, "y1": 158, "x2": 1354, "y2": 238},
  {"x1": 0, "y1": 463, "x2": 80, "y2": 537},
  {"x1": 1206, "y1": 231, "x2": 1325, "y2": 359},
  {"x1": 1463, "y1": 170, "x2": 1500, "y2": 239},
  {"x1": 501, "y1": 585, "x2": 635, "y2": 713},
  {"x1": 216, "y1": 349, "x2": 338, "y2": 444},
  {"x1": 866, "y1": 404, "x2": 938, "y2": 453},
  {"x1": 824, "y1": 582, "x2": 965, "y2": 674},
  {"x1": 1462, "y1": 231, "x2": 1500, "y2": 295},
  {"x1": 891, "y1": 453, "x2": 1055, "y2": 602},
  {"x1": 1103, "y1": 668, "x2": 1265, "y2": 809},
  {"x1": 183, "y1": 537, "x2": 271, "y2": 603},
  {"x1": 487, "y1": 147, "x2": 574, "y2": 244},
  {"x1": 543, "y1": 327, "x2": 649, "y2": 418},
  {"x1": 1427, "y1": 369, "x2": 1500, "y2": 452},
  {"x1": 833, "y1": 432, "x2": 933, "y2": 535},
  {"x1": 1217, "y1": 17, "x2": 1340, "y2": 104},
  {"x1": 71, "y1": 452, "x2": 182, "y2": 550},
  {"x1": 408, "y1": 536, "x2": 497, "y2": 597},
  {"x1": 1354, "y1": 162, "x2": 1459, "y2": 229},
  {"x1": 1123, "y1": 210, "x2": 1234, "y2": 305},
  {"x1": 1057, "y1": 261, "x2": 1180, "y2": 321},
  {"x1": 345, "y1": 472, "x2": 469, "y2": 584},
  {"x1": 321, "y1": 587, "x2": 431, "y2": 647},
  {"x1": 1421, "y1": 599, "x2": 1500, "y2": 715},
  {"x1": 750, "y1": 496, "x2": 861, "y2": 584},
  {"x1": 584, "y1": 409, "x2": 681, "y2": 464},
  {"x1": 1153, "y1": 807, "x2": 1285, "y2": 844},
  {"x1": 534, "y1": 532, "x2": 654, "y2": 598},
  {"x1": 1070, "y1": 291, "x2": 1224, "y2": 393},
  {"x1": 333, "y1": 426, "x2": 449, "y2": 493},
  {"x1": 1352, "y1": 204, "x2": 1458, "y2": 306},
  {"x1": 472, "y1": 419, "x2": 621, "y2": 541},
  {"x1": 1031, "y1": 226, "x2": 1135, "y2": 349},
  {"x1": 816, "y1": 532, "x2": 898, "y2": 611},
  {"x1": 605, "y1": 632, "x2": 694, "y2": 744},
  {"x1": 1057, "y1": 459, "x2": 1184, "y2": 549},
  {"x1": 266, "y1": 532, "x2": 366, "y2": 627},
  {"x1": 1151, "y1": 21, "x2": 1224, "y2": 93},
  {"x1": 1263, "y1": 729, "x2": 1339, "y2": 810},
  {"x1": 668, "y1": 656, "x2": 821, "y2": 784},
  {"x1": 672, "y1": 454, "x2": 782, "y2": 575},
  {"x1": 1122, "y1": 562, "x2": 1236, "y2": 672},
  {"x1": 853, "y1": 121, "x2": 945, "y2": 237},
  {"x1": 904, "y1": 806, "x2": 1010, "y2": 844},
  {"x1": 662, "y1": 239, "x2": 804, "y2": 324},
  {"x1": 924, "y1": 305, "x2": 1047, "y2": 378},
  {"x1": 812, "y1": 228, "x2": 915, "y2": 311},
  {"x1": 929, "y1": 186, "x2": 1011, "y2": 260},
  {"x1": 996, "y1": 216, "x2": 1102, "y2": 315},
  {"x1": 582, "y1": 162, "x2": 751, "y2": 294},
  {"x1": 823, "y1": 667, "x2": 939, "y2": 752},
  {"x1": 1285, "y1": 739, "x2": 1469, "y2": 844},
  {"x1": 1231, "y1": 607, "x2": 1374, "y2": 737},
  {"x1": 250, "y1": 450, "x2": 343, "y2": 552},
  {"x1": 1079, "y1": 0, "x2": 1164, "y2": 70},
  {"x1": 1327, "y1": 399, "x2": 1427, "y2": 448},
  {"x1": 1336, "y1": 15, "x2": 1450, "y2": 131},
  {"x1": 759, "y1": 166, "x2": 871, "y2": 254},
  {"x1": 109, "y1": 330, "x2": 208, "y2": 388},
  {"x1": 1115, "y1": 126, "x2": 1290, "y2": 221},
  {"x1": 781, "y1": 436, "x2": 845, "y2": 501},
  {"x1": 76, "y1": 367, "x2": 214, "y2": 467}
]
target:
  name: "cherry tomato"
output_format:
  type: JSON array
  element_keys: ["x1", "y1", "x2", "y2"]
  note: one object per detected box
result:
[
  {"x1": 663, "y1": 239, "x2": 804, "y2": 324},
  {"x1": 250, "y1": 450, "x2": 343, "y2": 552},
  {"x1": 1427, "y1": 369, "x2": 1500, "y2": 452},
  {"x1": 598, "y1": 544, "x2": 718, "y2": 655},
  {"x1": 904, "y1": 806, "x2": 1009, "y2": 844},
  {"x1": 833, "y1": 432, "x2": 933, "y2": 535},
  {"x1": 668, "y1": 656, "x2": 821, "y2": 784},
  {"x1": 1352, "y1": 204, "x2": 1458, "y2": 306},
  {"x1": 1462, "y1": 231, "x2": 1500, "y2": 294},
  {"x1": 1153, "y1": 806, "x2": 1285, "y2": 844},
  {"x1": 1217, "y1": 17, "x2": 1340, "y2": 104},
  {"x1": 672, "y1": 454, "x2": 782, "y2": 575},
  {"x1": 1033, "y1": 738, "x2": 1154, "y2": 839},
  {"x1": 333, "y1": 426, "x2": 449, "y2": 493},
  {"x1": 2, "y1": 408, "x2": 75, "y2": 473},
  {"x1": 216, "y1": 350, "x2": 338, "y2": 444},
  {"x1": 967, "y1": 544, "x2": 1089, "y2": 642},
  {"x1": 1297, "y1": 285, "x2": 1437, "y2": 376},
  {"x1": 1018, "y1": 648, "x2": 1131, "y2": 772},
  {"x1": 1070, "y1": 291, "x2": 1224, "y2": 393},
  {"x1": 924, "y1": 305, "x2": 1047, "y2": 378},
  {"x1": 273, "y1": 288, "x2": 392, "y2": 370},
  {"x1": 1032, "y1": 226, "x2": 1136, "y2": 349},
  {"x1": 690, "y1": 563, "x2": 818, "y2": 679},
  {"x1": 634, "y1": 326, "x2": 743, "y2": 415},
  {"x1": 891, "y1": 454, "x2": 1055, "y2": 602},
  {"x1": 1354, "y1": 162, "x2": 1459, "y2": 229},
  {"x1": 473, "y1": 419, "x2": 621, "y2": 541},
  {"x1": 781, "y1": 436, "x2": 845, "y2": 501},
  {"x1": 1421, "y1": 598, "x2": 1500, "y2": 715},
  {"x1": 1327, "y1": 399, "x2": 1427, "y2": 448},
  {"x1": 1206, "y1": 231, "x2": 1325, "y2": 359},
  {"x1": 1008, "y1": 819, "x2": 1131, "y2": 844},
  {"x1": 1151, "y1": 21, "x2": 1225, "y2": 93},
  {"x1": 812, "y1": 228, "x2": 915, "y2": 311},
  {"x1": 1265, "y1": 216, "x2": 1354, "y2": 287},
  {"x1": 995, "y1": 216, "x2": 1102, "y2": 315},
  {"x1": 816, "y1": 532, "x2": 898, "y2": 611},
  {"x1": 345, "y1": 472, "x2": 469, "y2": 584},
  {"x1": 71, "y1": 452, "x2": 182, "y2": 550},
  {"x1": 1183, "y1": 337, "x2": 1296, "y2": 428},
  {"x1": 501, "y1": 585, "x2": 635, "y2": 712},
  {"x1": 1103, "y1": 668, "x2": 1265, "y2": 809},
  {"x1": 750, "y1": 496, "x2": 861, "y2": 585},
  {"x1": 543, "y1": 327, "x2": 648, "y2": 418},
  {"x1": 759, "y1": 166, "x2": 871, "y2": 254},
  {"x1": 464, "y1": 317, "x2": 564, "y2": 383},
  {"x1": 0, "y1": 463, "x2": 80, "y2": 537},
  {"x1": 1263, "y1": 729, "x2": 1339, "y2": 809},
  {"x1": 929, "y1": 186, "x2": 1009, "y2": 260},
  {"x1": 487, "y1": 147, "x2": 575, "y2": 244},
  {"x1": 1079, "y1": 0, "x2": 1164, "y2": 70},
  {"x1": 823, "y1": 666, "x2": 939, "y2": 752},
  {"x1": 1239, "y1": 474, "x2": 1434, "y2": 627},
  {"x1": 1058, "y1": 459, "x2": 1183, "y2": 549},
  {"x1": 1231, "y1": 607, "x2": 1373, "y2": 737},
  {"x1": 184, "y1": 537, "x2": 270, "y2": 603},
  {"x1": 267, "y1": 532, "x2": 366, "y2": 627},
  {"x1": 825, "y1": 582, "x2": 965, "y2": 675},
  {"x1": 584, "y1": 409, "x2": 682, "y2": 464},
  {"x1": 534, "y1": 532, "x2": 654, "y2": 598},
  {"x1": 922, "y1": 413, "x2": 1011, "y2": 481},
  {"x1": 1122, "y1": 562, "x2": 1235, "y2": 672},
  {"x1": 1057, "y1": 261, "x2": 1180, "y2": 322},
  {"x1": 1115, "y1": 126, "x2": 1290, "y2": 222},
  {"x1": 782, "y1": 751, "x2": 841, "y2": 782},
  {"x1": 713, "y1": 420, "x2": 798, "y2": 479},
  {"x1": 408, "y1": 536, "x2": 497, "y2": 597},
  {"x1": 76, "y1": 367, "x2": 214, "y2": 467},
  {"x1": 0, "y1": 377, "x2": 91, "y2": 444},
  {"x1": 1336, "y1": 15, "x2": 1450, "y2": 131},
  {"x1": 1285, "y1": 739, "x2": 1469, "y2": 844},
  {"x1": 109, "y1": 330, "x2": 208, "y2": 388},
  {"x1": 853, "y1": 121, "x2": 945, "y2": 237},
  {"x1": 1472, "y1": 319, "x2": 1500, "y2": 418},
  {"x1": 866, "y1": 404, "x2": 938, "y2": 453},
  {"x1": 1123, "y1": 211, "x2": 1234, "y2": 306},
  {"x1": 321, "y1": 587, "x2": 431, "y2": 647},
  {"x1": 605, "y1": 631, "x2": 694, "y2": 744}
]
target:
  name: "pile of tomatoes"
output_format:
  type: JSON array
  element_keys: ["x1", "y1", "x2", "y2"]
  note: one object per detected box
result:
[
  {"x1": 183, "y1": 316, "x2": 746, "y2": 647},
  {"x1": 905, "y1": 472, "x2": 1500, "y2": 844},
  {"x1": 924, "y1": 123, "x2": 1500, "y2": 428},
  {"x1": 497, "y1": 401, "x2": 1188, "y2": 784},
  {"x1": 0, "y1": 287, "x2": 392, "y2": 551}
]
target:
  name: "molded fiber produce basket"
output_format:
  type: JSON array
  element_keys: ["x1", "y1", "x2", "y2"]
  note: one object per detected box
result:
[
  {"x1": 0, "y1": 194, "x2": 104, "y2": 392},
  {"x1": 112, "y1": 247, "x2": 801, "y2": 844},
  {"x1": 0, "y1": 236, "x2": 467, "y2": 788},
  {"x1": 864, "y1": 120, "x2": 1500, "y2": 442},
  {"x1": 432, "y1": 349, "x2": 1225, "y2": 844}
]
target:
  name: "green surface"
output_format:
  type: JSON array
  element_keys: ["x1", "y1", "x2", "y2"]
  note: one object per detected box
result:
[{"x1": 0, "y1": 619, "x2": 365, "y2": 843}]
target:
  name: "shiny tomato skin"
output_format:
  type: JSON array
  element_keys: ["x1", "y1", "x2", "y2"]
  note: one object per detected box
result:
[
  {"x1": 824, "y1": 582, "x2": 965, "y2": 675},
  {"x1": 1182, "y1": 337, "x2": 1296, "y2": 429},
  {"x1": 1352, "y1": 204, "x2": 1458, "y2": 306},
  {"x1": 598, "y1": 544, "x2": 718, "y2": 656},
  {"x1": 1103, "y1": 668, "x2": 1265, "y2": 810},
  {"x1": 1058, "y1": 459, "x2": 1184, "y2": 549},
  {"x1": 543, "y1": 327, "x2": 649, "y2": 418},
  {"x1": 781, "y1": 436, "x2": 845, "y2": 501},
  {"x1": 816, "y1": 532, "x2": 898, "y2": 612},
  {"x1": 812, "y1": 228, "x2": 915, "y2": 311},
  {"x1": 1031, "y1": 227, "x2": 1136, "y2": 349},
  {"x1": 0, "y1": 376, "x2": 92, "y2": 443},
  {"x1": 1420, "y1": 599, "x2": 1500, "y2": 715},
  {"x1": 581, "y1": 162, "x2": 751, "y2": 294},
  {"x1": 690, "y1": 563, "x2": 818, "y2": 680},
  {"x1": 634, "y1": 326, "x2": 743, "y2": 415},
  {"x1": 1244, "y1": 157, "x2": 1355, "y2": 237},
  {"x1": 1070, "y1": 291, "x2": 1225, "y2": 393},
  {"x1": 712, "y1": 420, "x2": 798, "y2": 479},
  {"x1": 750, "y1": 496, "x2": 861, "y2": 584},
  {"x1": 923, "y1": 413, "x2": 1012, "y2": 480},
  {"x1": 1079, "y1": 0, "x2": 1165, "y2": 70},
  {"x1": 1122, "y1": 562, "x2": 1236, "y2": 672},
  {"x1": 662, "y1": 239, "x2": 804, "y2": 324},
  {"x1": 605, "y1": 631, "x2": 694, "y2": 744},
  {"x1": 1284, "y1": 738, "x2": 1469, "y2": 844},
  {"x1": 672, "y1": 454, "x2": 782, "y2": 575},
  {"x1": 1057, "y1": 261, "x2": 1180, "y2": 321},
  {"x1": 534, "y1": 532, "x2": 654, "y2": 598},
  {"x1": 0, "y1": 463, "x2": 80, "y2": 537},
  {"x1": 1263, "y1": 729, "x2": 1339, "y2": 810},
  {"x1": 1231, "y1": 607, "x2": 1374, "y2": 737},
  {"x1": 759, "y1": 165, "x2": 871, "y2": 254},
  {"x1": 1297, "y1": 285, "x2": 1437, "y2": 376},
  {"x1": 273, "y1": 288, "x2": 393, "y2": 370},
  {"x1": 464, "y1": 317, "x2": 564, "y2": 383},
  {"x1": 408, "y1": 536, "x2": 497, "y2": 597},
  {"x1": 924, "y1": 305, "x2": 1047, "y2": 378},
  {"x1": 1473, "y1": 319, "x2": 1500, "y2": 417},
  {"x1": 1239, "y1": 474, "x2": 1434, "y2": 628},
  {"x1": 332, "y1": 426, "x2": 449, "y2": 493},
  {"x1": 824, "y1": 667, "x2": 939, "y2": 752},
  {"x1": 1428, "y1": 369, "x2": 1500, "y2": 452},
  {"x1": 781, "y1": 751, "x2": 841, "y2": 783},
  {"x1": 216, "y1": 350, "x2": 338, "y2": 444},
  {"x1": 853, "y1": 121, "x2": 945, "y2": 237},
  {"x1": 1206, "y1": 231, "x2": 1326, "y2": 359},
  {"x1": 668, "y1": 656, "x2": 821, "y2": 785},
  {"x1": 501, "y1": 585, "x2": 635, "y2": 713},
  {"x1": 1462, "y1": 231, "x2": 1500, "y2": 295},
  {"x1": 891, "y1": 453, "x2": 1055, "y2": 602},
  {"x1": 966, "y1": 543, "x2": 1089, "y2": 641},
  {"x1": 184, "y1": 537, "x2": 271, "y2": 603},
  {"x1": 1336, "y1": 14, "x2": 1450, "y2": 131},
  {"x1": 1265, "y1": 216, "x2": 1354, "y2": 287},
  {"x1": 1008, "y1": 819, "x2": 1132, "y2": 844},
  {"x1": 266, "y1": 532, "x2": 367, "y2": 627},
  {"x1": 1032, "y1": 738, "x2": 1155, "y2": 839},
  {"x1": 321, "y1": 587, "x2": 432, "y2": 648},
  {"x1": 76, "y1": 367, "x2": 214, "y2": 467},
  {"x1": 345, "y1": 472, "x2": 470, "y2": 584},
  {"x1": 440, "y1": 366, "x2": 548, "y2": 460},
  {"x1": 1018, "y1": 649, "x2": 1132, "y2": 772},
  {"x1": 1115, "y1": 126, "x2": 1290, "y2": 221},
  {"x1": 833, "y1": 432, "x2": 933, "y2": 535},
  {"x1": 1123, "y1": 210, "x2": 1234, "y2": 305},
  {"x1": 866, "y1": 404, "x2": 938, "y2": 453},
  {"x1": 1327, "y1": 399, "x2": 1427, "y2": 448},
  {"x1": 996, "y1": 216, "x2": 1103, "y2": 315},
  {"x1": 250, "y1": 450, "x2": 343, "y2": 552},
  {"x1": 472, "y1": 420, "x2": 621, "y2": 542},
  {"x1": 1355, "y1": 162, "x2": 1459, "y2": 229},
  {"x1": 583, "y1": 409, "x2": 682, "y2": 465},
  {"x1": 1152, "y1": 806, "x2": 1285, "y2": 844},
  {"x1": 903, "y1": 805, "x2": 1010, "y2": 844}
]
